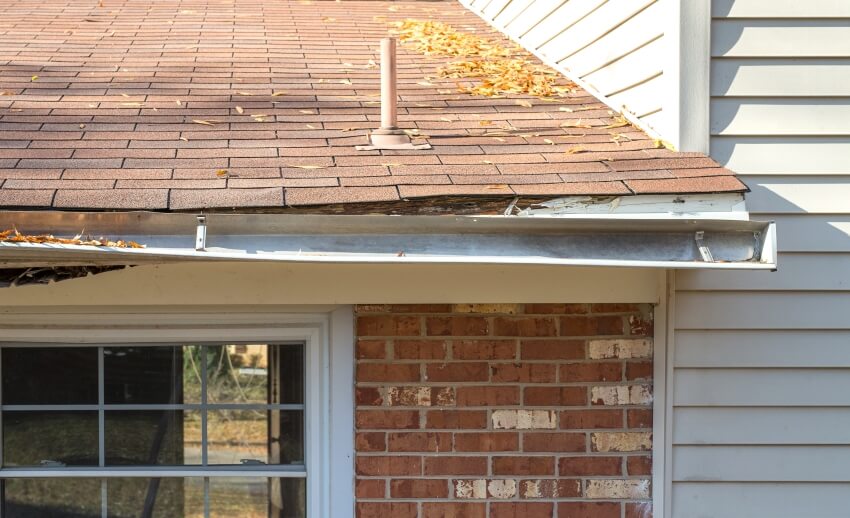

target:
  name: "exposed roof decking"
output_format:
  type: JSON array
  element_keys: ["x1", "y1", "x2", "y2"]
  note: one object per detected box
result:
[{"x1": 0, "y1": 0, "x2": 745, "y2": 211}]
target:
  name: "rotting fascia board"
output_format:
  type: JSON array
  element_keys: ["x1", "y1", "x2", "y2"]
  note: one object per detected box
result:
[{"x1": 517, "y1": 193, "x2": 748, "y2": 220}]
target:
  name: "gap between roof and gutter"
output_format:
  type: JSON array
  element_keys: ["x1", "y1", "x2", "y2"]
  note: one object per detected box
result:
[{"x1": 0, "y1": 194, "x2": 776, "y2": 271}]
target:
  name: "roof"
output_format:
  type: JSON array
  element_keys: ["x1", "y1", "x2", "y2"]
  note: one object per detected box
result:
[{"x1": 0, "y1": 0, "x2": 747, "y2": 212}]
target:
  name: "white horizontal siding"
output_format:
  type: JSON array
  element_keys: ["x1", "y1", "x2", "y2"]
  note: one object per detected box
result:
[
  {"x1": 674, "y1": 408, "x2": 850, "y2": 444},
  {"x1": 673, "y1": 483, "x2": 850, "y2": 518},
  {"x1": 712, "y1": 0, "x2": 850, "y2": 18},
  {"x1": 711, "y1": 137, "x2": 850, "y2": 173},
  {"x1": 711, "y1": 59, "x2": 850, "y2": 97},
  {"x1": 674, "y1": 446, "x2": 850, "y2": 481},
  {"x1": 711, "y1": 99, "x2": 850, "y2": 136},
  {"x1": 461, "y1": 0, "x2": 667, "y2": 136},
  {"x1": 712, "y1": 20, "x2": 850, "y2": 57}
]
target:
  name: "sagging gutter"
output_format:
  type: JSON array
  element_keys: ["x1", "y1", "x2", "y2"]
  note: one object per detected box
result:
[{"x1": 0, "y1": 211, "x2": 776, "y2": 271}]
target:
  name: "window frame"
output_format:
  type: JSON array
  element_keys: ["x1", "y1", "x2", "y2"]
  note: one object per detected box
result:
[{"x1": 0, "y1": 308, "x2": 354, "y2": 518}]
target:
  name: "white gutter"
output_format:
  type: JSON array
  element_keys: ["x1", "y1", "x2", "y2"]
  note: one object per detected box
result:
[{"x1": 0, "y1": 211, "x2": 776, "y2": 271}]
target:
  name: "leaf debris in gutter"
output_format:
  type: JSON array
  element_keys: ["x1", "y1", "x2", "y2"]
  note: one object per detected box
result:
[{"x1": 0, "y1": 229, "x2": 145, "y2": 248}]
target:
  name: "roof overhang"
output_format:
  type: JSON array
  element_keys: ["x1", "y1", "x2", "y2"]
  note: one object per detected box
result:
[{"x1": 0, "y1": 211, "x2": 776, "y2": 270}]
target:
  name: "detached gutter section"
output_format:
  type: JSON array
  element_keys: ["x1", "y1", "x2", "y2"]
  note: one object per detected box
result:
[{"x1": 0, "y1": 211, "x2": 776, "y2": 271}]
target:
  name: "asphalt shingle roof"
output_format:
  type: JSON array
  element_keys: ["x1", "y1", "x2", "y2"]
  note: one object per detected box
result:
[{"x1": 0, "y1": 0, "x2": 746, "y2": 211}]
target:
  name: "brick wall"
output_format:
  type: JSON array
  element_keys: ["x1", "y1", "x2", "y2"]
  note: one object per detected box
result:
[{"x1": 354, "y1": 304, "x2": 654, "y2": 518}]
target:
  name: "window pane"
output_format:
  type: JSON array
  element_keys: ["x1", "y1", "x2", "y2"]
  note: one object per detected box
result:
[
  {"x1": 271, "y1": 344, "x2": 304, "y2": 405},
  {"x1": 2, "y1": 478, "x2": 101, "y2": 518},
  {"x1": 209, "y1": 478, "x2": 306, "y2": 518},
  {"x1": 2, "y1": 347, "x2": 98, "y2": 405},
  {"x1": 3, "y1": 411, "x2": 98, "y2": 467},
  {"x1": 104, "y1": 346, "x2": 202, "y2": 404},
  {"x1": 106, "y1": 478, "x2": 203, "y2": 518},
  {"x1": 105, "y1": 411, "x2": 201, "y2": 466},
  {"x1": 206, "y1": 345, "x2": 269, "y2": 405},
  {"x1": 207, "y1": 410, "x2": 303, "y2": 466}
]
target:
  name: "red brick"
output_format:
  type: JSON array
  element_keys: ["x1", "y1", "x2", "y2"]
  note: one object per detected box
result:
[
  {"x1": 356, "y1": 387, "x2": 383, "y2": 406},
  {"x1": 493, "y1": 317, "x2": 558, "y2": 337},
  {"x1": 559, "y1": 456, "x2": 622, "y2": 476},
  {"x1": 356, "y1": 432, "x2": 386, "y2": 452},
  {"x1": 388, "y1": 432, "x2": 452, "y2": 452},
  {"x1": 629, "y1": 315, "x2": 654, "y2": 336},
  {"x1": 559, "y1": 410, "x2": 623, "y2": 429},
  {"x1": 357, "y1": 316, "x2": 421, "y2": 337},
  {"x1": 559, "y1": 502, "x2": 621, "y2": 518},
  {"x1": 355, "y1": 479, "x2": 385, "y2": 498},
  {"x1": 560, "y1": 362, "x2": 622, "y2": 382},
  {"x1": 626, "y1": 502, "x2": 653, "y2": 518},
  {"x1": 422, "y1": 502, "x2": 486, "y2": 518},
  {"x1": 426, "y1": 410, "x2": 488, "y2": 429},
  {"x1": 627, "y1": 455, "x2": 652, "y2": 476},
  {"x1": 424, "y1": 456, "x2": 488, "y2": 476},
  {"x1": 394, "y1": 340, "x2": 447, "y2": 360},
  {"x1": 524, "y1": 304, "x2": 587, "y2": 314},
  {"x1": 521, "y1": 339, "x2": 585, "y2": 360},
  {"x1": 491, "y1": 502, "x2": 554, "y2": 518},
  {"x1": 390, "y1": 479, "x2": 449, "y2": 499},
  {"x1": 591, "y1": 303, "x2": 641, "y2": 313},
  {"x1": 356, "y1": 340, "x2": 386, "y2": 360},
  {"x1": 628, "y1": 409, "x2": 653, "y2": 429},
  {"x1": 524, "y1": 433, "x2": 585, "y2": 453},
  {"x1": 426, "y1": 316, "x2": 490, "y2": 336},
  {"x1": 455, "y1": 432, "x2": 518, "y2": 452},
  {"x1": 492, "y1": 363, "x2": 556, "y2": 383},
  {"x1": 357, "y1": 304, "x2": 451, "y2": 313},
  {"x1": 560, "y1": 316, "x2": 624, "y2": 336},
  {"x1": 357, "y1": 363, "x2": 420, "y2": 383},
  {"x1": 492, "y1": 456, "x2": 555, "y2": 476},
  {"x1": 356, "y1": 456, "x2": 421, "y2": 476},
  {"x1": 626, "y1": 361, "x2": 653, "y2": 380},
  {"x1": 558, "y1": 479, "x2": 583, "y2": 498},
  {"x1": 356, "y1": 502, "x2": 417, "y2": 518},
  {"x1": 453, "y1": 339, "x2": 516, "y2": 360},
  {"x1": 356, "y1": 410, "x2": 419, "y2": 430},
  {"x1": 426, "y1": 362, "x2": 489, "y2": 382},
  {"x1": 524, "y1": 387, "x2": 587, "y2": 406},
  {"x1": 456, "y1": 386, "x2": 520, "y2": 406}
]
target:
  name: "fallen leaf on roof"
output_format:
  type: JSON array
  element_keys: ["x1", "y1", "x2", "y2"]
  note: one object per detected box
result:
[
  {"x1": 515, "y1": 100, "x2": 533, "y2": 108},
  {"x1": 290, "y1": 165, "x2": 325, "y2": 170},
  {"x1": 175, "y1": 100, "x2": 182, "y2": 106},
  {"x1": 440, "y1": 117, "x2": 454, "y2": 122},
  {"x1": 388, "y1": 5, "x2": 399, "y2": 11},
  {"x1": 179, "y1": 137, "x2": 189, "y2": 142},
  {"x1": 299, "y1": 110, "x2": 315, "y2": 114},
  {"x1": 567, "y1": 146, "x2": 588, "y2": 154},
  {"x1": 479, "y1": 120, "x2": 492, "y2": 126},
  {"x1": 341, "y1": 127, "x2": 357, "y2": 132},
  {"x1": 121, "y1": 93, "x2": 129, "y2": 98},
  {"x1": 604, "y1": 116, "x2": 630, "y2": 129},
  {"x1": 0, "y1": 91, "x2": 13, "y2": 96},
  {"x1": 236, "y1": 91, "x2": 255, "y2": 96},
  {"x1": 191, "y1": 119, "x2": 218, "y2": 126},
  {"x1": 271, "y1": 91, "x2": 286, "y2": 97},
  {"x1": 492, "y1": 137, "x2": 505, "y2": 142},
  {"x1": 30, "y1": 75, "x2": 39, "y2": 82},
  {"x1": 339, "y1": 79, "x2": 353, "y2": 85},
  {"x1": 0, "y1": 229, "x2": 144, "y2": 248},
  {"x1": 233, "y1": 106, "x2": 244, "y2": 114},
  {"x1": 306, "y1": 124, "x2": 316, "y2": 129},
  {"x1": 561, "y1": 121, "x2": 593, "y2": 129},
  {"x1": 486, "y1": 184, "x2": 509, "y2": 190},
  {"x1": 417, "y1": 80, "x2": 435, "y2": 86},
  {"x1": 121, "y1": 102, "x2": 143, "y2": 107},
  {"x1": 559, "y1": 107, "x2": 573, "y2": 112},
  {"x1": 543, "y1": 138, "x2": 555, "y2": 145},
  {"x1": 482, "y1": 160, "x2": 494, "y2": 164},
  {"x1": 380, "y1": 163, "x2": 401, "y2": 167},
  {"x1": 654, "y1": 139, "x2": 676, "y2": 150},
  {"x1": 322, "y1": 16, "x2": 336, "y2": 22},
  {"x1": 366, "y1": 59, "x2": 378, "y2": 69},
  {"x1": 215, "y1": 169, "x2": 229, "y2": 177}
]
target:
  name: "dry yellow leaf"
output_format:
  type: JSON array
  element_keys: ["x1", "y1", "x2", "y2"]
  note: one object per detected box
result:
[
  {"x1": 271, "y1": 92, "x2": 286, "y2": 97},
  {"x1": 322, "y1": 16, "x2": 336, "y2": 22},
  {"x1": 566, "y1": 146, "x2": 588, "y2": 154},
  {"x1": 179, "y1": 137, "x2": 189, "y2": 142},
  {"x1": 306, "y1": 124, "x2": 316, "y2": 129},
  {"x1": 30, "y1": 75, "x2": 38, "y2": 82},
  {"x1": 175, "y1": 100, "x2": 182, "y2": 106},
  {"x1": 291, "y1": 165, "x2": 324, "y2": 170},
  {"x1": 236, "y1": 91, "x2": 255, "y2": 96},
  {"x1": 654, "y1": 139, "x2": 676, "y2": 150},
  {"x1": 235, "y1": 106, "x2": 244, "y2": 114},
  {"x1": 366, "y1": 59, "x2": 378, "y2": 69},
  {"x1": 79, "y1": 124, "x2": 86, "y2": 129},
  {"x1": 559, "y1": 107, "x2": 573, "y2": 112},
  {"x1": 543, "y1": 138, "x2": 555, "y2": 145},
  {"x1": 440, "y1": 117, "x2": 454, "y2": 123},
  {"x1": 121, "y1": 102, "x2": 143, "y2": 107},
  {"x1": 515, "y1": 100, "x2": 533, "y2": 108},
  {"x1": 479, "y1": 120, "x2": 492, "y2": 126},
  {"x1": 299, "y1": 110, "x2": 314, "y2": 114},
  {"x1": 215, "y1": 169, "x2": 228, "y2": 177},
  {"x1": 0, "y1": 91, "x2": 13, "y2": 96},
  {"x1": 192, "y1": 119, "x2": 217, "y2": 126}
]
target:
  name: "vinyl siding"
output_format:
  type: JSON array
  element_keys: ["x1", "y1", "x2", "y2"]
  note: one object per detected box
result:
[
  {"x1": 673, "y1": 2, "x2": 850, "y2": 516},
  {"x1": 460, "y1": 0, "x2": 667, "y2": 135}
]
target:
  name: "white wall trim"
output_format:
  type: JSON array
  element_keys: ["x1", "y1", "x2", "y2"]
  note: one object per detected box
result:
[
  {"x1": 665, "y1": 0, "x2": 711, "y2": 152},
  {"x1": 651, "y1": 270, "x2": 670, "y2": 518},
  {"x1": 0, "y1": 306, "x2": 356, "y2": 518}
]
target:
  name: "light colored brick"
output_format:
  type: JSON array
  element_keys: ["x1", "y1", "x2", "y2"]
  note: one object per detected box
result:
[
  {"x1": 588, "y1": 338, "x2": 653, "y2": 359},
  {"x1": 453, "y1": 304, "x2": 519, "y2": 314},
  {"x1": 586, "y1": 479, "x2": 651, "y2": 499},
  {"x1": 592, "y1": 432, "x2": 652, "y2": 452},
  {"x1": 455, "y1": 479, "x2": 487, "y2": 499},
  {"x1": 488, "y1": 479, "x2": 517, "y2": 499},
  {"x1": 385, "y1": 386, "x2": 431, "y2": 407},
  {"x1": 591, "y1": 385, "x2": 652, "y2": 406},
  {"x1": 492, "y1": 410, "x2": 557, "y2": 430}
]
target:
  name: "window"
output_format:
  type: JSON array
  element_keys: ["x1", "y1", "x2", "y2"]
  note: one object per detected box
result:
[{"x1": 0, "y1": 343, "x2": 309, "y2": 518}]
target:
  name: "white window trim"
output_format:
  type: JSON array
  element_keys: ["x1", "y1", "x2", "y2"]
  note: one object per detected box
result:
[{"x1": 0, "y1": 306, "x2": 355, "y2": 518}]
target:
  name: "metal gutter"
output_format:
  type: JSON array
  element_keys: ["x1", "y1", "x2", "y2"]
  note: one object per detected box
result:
[{"x1": 0, "y1": 211, "x2": 777, "y2": 270}]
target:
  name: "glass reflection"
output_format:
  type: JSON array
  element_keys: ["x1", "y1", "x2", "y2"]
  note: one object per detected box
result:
[
  {"x1": 105, "y1": 346, "x2": 202, "y2": 404},
  {"x1": 209, "y1": 478, "x2": 306, "y2": 518},
  {"x1": 206, "y1": 345, "x2": 269, "y2": 405},
  {"x1": 270, "y1": 344, "x2": 304, "y2": 405},
  {"x1": 2, "y1": 347, "x2": 98, "y2": 405},
  {"x1": 206, "y1": 410, "x2": 303, "y2": 466},
  {"x1": 106, "y1": 478, "x2": 203, "y2": 518},
  {"x1": 2, "y1": 478, "x2": 101, "y2": 518},
  {"x1": 105, "y1": 411, "x2": 201, "y2": 466},
  {"x1": 3, "y1": 411, "x2": 98, "y2": 467}
]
